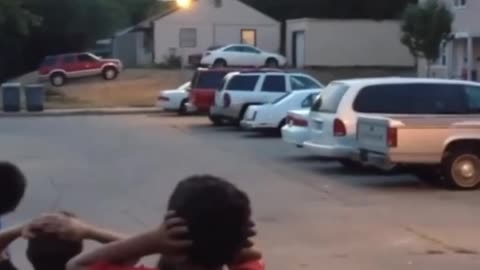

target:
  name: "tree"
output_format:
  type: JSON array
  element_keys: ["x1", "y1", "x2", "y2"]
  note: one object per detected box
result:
[{"x1": 400, "y1": 0, "x2": 453, "y2": 76}]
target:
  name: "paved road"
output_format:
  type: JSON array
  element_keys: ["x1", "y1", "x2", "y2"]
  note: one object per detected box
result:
[{"x1": 2, "y1": 114, "x2": 480, "y2": 270}]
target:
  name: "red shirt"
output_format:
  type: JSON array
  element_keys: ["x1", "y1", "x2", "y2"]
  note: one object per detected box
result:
[{"x1": 90, "y1": 260, "x2": 265, "y2": 270}]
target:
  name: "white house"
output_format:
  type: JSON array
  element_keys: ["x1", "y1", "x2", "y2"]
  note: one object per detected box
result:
[
  {"x1": 114, "y1": 0, "x2": 280, "y2": 67},
  {"x1": 286, "y1": 18, "x2": 414, "y2": 68},
  {"x1": 419, "y1": 0, "x2": 480, "y2": 81}
]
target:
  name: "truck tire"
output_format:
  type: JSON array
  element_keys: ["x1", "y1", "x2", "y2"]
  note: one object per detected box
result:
[
  {"x1": 102, "y1": 66, "x2": 118, "y2": 80},
  {"x1": 235, "y1": 105, "x2": 251, "y2": 127},
  {"x1": 50, "y1": 72, "x2": 66, "y2": 86},
  {"x1": 442, "y1": 147, "x2": 480, "y2": 190},
  {"x1": 178, "y1": 99, "x2": 188, "y2": 115},
  {"x1": 208, "y1": 114, "x2": 224, "y2": 126}
]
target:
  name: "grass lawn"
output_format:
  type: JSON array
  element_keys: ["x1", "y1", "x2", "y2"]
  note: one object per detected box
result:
[{"x1": 44, "y1": 69, "x2": 193, "y2": 108}]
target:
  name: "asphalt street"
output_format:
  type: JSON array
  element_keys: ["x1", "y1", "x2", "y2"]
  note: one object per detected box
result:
[{"x1": 1, "y1": 114, "x2": 480, "y2": 270}]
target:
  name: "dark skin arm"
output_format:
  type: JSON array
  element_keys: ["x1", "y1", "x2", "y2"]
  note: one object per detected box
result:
[
  {"x1": 0, "y1": 225, "x2": 22, "y2": 261},
  {"x1": 67, "y1": 215, "x2": 191, "y2": 270}
]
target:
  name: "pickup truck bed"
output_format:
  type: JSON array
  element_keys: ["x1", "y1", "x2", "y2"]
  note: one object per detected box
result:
[{"x1": 357, "y1": 115, "x2": 480, "y2": 189}]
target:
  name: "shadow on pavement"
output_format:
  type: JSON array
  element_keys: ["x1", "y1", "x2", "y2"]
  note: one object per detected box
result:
[{"x1": 241, "y1": 131, "x2": 280, "y2": 139}]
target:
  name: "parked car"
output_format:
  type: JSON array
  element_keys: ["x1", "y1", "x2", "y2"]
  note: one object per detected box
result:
[
  {"x1": 303, "y1": 78, "x2": 409, "y2": 169},
  {"x1": 200, "y1": 44, "x2": 287, "y2": 68},
  {"x1": 185, "y1": 68, "x2": 240, "y2": 113},
  {"x1": 241, "y1": 89, "x2": 320, "y2": 131},
  {"x1": 156, "y1": 82, "x2": 191, "y2": 114},
  {"x1": 281, "y1": 109, "x2": 311, "y2": 148},
  {"x1": 38, "y1": 52, "x2": 123, "y2": 86},
  {"x1": 209, "y1": 70, "x2": 323, "y2": 126},
  {"x1": 355, "y1": 78, "x2": 480, "y2": 190}
]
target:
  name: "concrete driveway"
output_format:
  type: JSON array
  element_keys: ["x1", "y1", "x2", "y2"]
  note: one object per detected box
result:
[{"x1": 2, "y1": 114, "x2": 480, "y2": 270}]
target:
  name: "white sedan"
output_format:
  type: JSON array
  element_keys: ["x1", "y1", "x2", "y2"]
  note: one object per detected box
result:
[
  {"x1": 156, "y1": 82, "x2": 191, "y2": 114},
  {"x1": 240, "y1": 89, "x2": 320, "y2": 131},
  {"x1": 200, "y1": 44, "x2": 287, "y2": 68},
  {"x1": 281, "y1": 109, "x2": 311, "y2": 148}
]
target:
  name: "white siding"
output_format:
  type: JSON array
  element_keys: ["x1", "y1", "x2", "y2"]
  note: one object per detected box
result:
[
  {"x1": 153, "y1": 0, "x2": 280, "y2": 65},
  {"x1": 286, "y1": 19, "x2": 415, "y2": 67}
]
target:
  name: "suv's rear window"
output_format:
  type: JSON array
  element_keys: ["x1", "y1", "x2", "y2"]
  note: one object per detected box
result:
[
  {"x1": 353, "y1": 83, "x2": 468, "y2": 114},
  {"x1": 226, "y1": 75, "x2": 259, "y2": 91},
  {"x1": 311, "y1": 83, "x2": 349, "y2": 113},
  {"x1": 192, "y1": 71, "x2": 228, "y2": 89}
]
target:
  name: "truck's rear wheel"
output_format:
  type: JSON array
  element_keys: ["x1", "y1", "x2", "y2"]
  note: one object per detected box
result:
[
  {"x1": 209, "y1": 114, "x2": 224, "y2": 126},
  {"x1": 50, "y1": 73, "x2": 66, "y2": 86},
  {"x1": 442, "y1": 148, "x2": 480, "y2": 190}
]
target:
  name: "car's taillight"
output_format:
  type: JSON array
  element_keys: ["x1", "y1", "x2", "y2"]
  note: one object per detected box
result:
[
  {"x1": 387, "y1": 127, "x2": 398, "y2": 148},
  {"x1": 158, "y1": 96, "x2": 169, "y2": 101},
  {"x1": 205, "y1": 52, "x2": 211, "y2": 56},
  {"x1": 288, "y1": 115, "x2": 308, "y2": 127},
  {"x1": 333, "y1": 118, "x2": 346, "y2": 137},
  {"x1": 223, "y1": 93, "x2": 231, "y2": 108}
]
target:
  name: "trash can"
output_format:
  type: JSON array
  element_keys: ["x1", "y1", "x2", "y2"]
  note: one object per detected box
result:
[
  {"x1": 1, "y1": 83, "x2": 22, "y2": 112},
  {"x1": 24, "y1": 84, "x2": 45, "y2": 112}
]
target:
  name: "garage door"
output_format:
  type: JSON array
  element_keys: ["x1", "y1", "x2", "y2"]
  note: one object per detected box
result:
[{"x1": 293, "y1": 31, "x2": 305, "y2": 68}]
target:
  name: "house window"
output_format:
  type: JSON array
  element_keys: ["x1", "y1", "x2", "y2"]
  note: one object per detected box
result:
[
  {"x1": 453, "y1": 0, "x2": 466, "y2": 7},
  {"x1": 241, "y1": 29, "x2": 257, "y2": 46},
  {"x1": 179, "y1": 28, "x2": 197, "y2": 48},
  {"x1": 213, "y1": 0, "x2": 222, "y2": 8}
]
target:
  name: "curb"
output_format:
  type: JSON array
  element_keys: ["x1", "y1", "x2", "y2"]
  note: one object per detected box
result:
[{"x1": 0, "y1": 107, "x2": 162, "y2": 118}]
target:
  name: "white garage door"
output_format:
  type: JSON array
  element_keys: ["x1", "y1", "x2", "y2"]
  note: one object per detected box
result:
[{"x1": 294, "y1": 31, "x2": 305, "y2": 68}]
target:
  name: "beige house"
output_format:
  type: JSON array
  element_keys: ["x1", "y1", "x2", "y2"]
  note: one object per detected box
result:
[
  {"x1": 286, "y1": 18, "x2": 414, "y2": 68},
  {"x1": 420, "y1": 0, "x2": 480, "y2": 81},
  {"x1": 150, "y1": 0, "x2": 280, "y2": 66},
  {"x1": 113, "y1": 0, "x2": 280, "y2": 67}
]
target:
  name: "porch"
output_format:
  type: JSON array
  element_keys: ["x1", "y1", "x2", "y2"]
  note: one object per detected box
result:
[{"x1": 431, "y1": 33, "x2": 480, "y2": 81}]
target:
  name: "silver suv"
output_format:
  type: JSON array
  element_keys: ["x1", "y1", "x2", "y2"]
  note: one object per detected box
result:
[{"x1": 209, "y1": 70, "x2": 323, "y2": 125}]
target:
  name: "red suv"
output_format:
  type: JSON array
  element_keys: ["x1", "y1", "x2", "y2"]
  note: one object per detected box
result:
[
  {"x1": 186, "y1": 68, "x2": 242, "y2": 113},
  {"x1": 38, "y1": 52, "x2": 123, "y2": 86}
]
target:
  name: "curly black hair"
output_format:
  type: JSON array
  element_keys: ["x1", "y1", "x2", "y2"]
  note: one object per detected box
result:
[
  {"x1": 167, "y1": 175, "x2": 251, "y2": 269},
  {"x1": 26, "y1": 212, "x2": 83, "y2": 270},
  {"x1": 0, "y1": 162, "x2": 27, "y2": 215}
]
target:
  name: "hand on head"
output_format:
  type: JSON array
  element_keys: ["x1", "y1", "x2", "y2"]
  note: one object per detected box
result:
[
  {"x1": 22, "y1": 212, "x2": 91, "y2": 241},
  {"x1": 158, "y1": 211, "x2": 262, "y2": 267}
]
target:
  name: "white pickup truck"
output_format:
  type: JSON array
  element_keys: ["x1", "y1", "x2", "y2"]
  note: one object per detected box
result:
[{"x1": 357, "y1": 115, "x2": 480, "y2": 190}]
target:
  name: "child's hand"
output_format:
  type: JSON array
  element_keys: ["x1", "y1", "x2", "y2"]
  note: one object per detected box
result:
[
  {"x1": 153, "y1": 211, "x2": 192, "y2": 262},
  {"x1": 22, "y1": 213, "x2": 92, "y2": 241},
  {"x1": 231, "y1": 220, "x2": 262, "y2": 265}
]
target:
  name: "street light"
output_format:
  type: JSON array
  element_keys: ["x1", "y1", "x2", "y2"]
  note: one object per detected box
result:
[{"x1": 176, "y1": 0, "x2": 192, "y2": 9}]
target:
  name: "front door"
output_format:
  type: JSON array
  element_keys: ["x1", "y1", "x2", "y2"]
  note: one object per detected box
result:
[{"x1": 292, "y1": 31, "x2": 305, "y2": 68}]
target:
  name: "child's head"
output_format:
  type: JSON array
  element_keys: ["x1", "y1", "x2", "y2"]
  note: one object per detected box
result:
[
  {"x1": 167, "y1": 175, "x2": 252, "y2": 270},
  {"x1": 26, "y1": 212, "x2": 83, "y2": 270},
  {"x1": 0, "y1": 162, "x2": 27, "y2": 215}
]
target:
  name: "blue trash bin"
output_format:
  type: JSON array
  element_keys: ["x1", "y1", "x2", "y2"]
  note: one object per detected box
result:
[
  {"x1": 24, "y1": 84, "x2": 45, "y2": 112},
  {"x1": 1, "y1": 83, "x2": 22, "y2": 112}
]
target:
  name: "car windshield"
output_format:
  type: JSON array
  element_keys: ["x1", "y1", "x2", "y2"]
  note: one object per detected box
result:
[
  {"x1": 87, "y1": 53, "x2": 101, "y2": 60},
  {"x1": 192, "y1": 71, "x2": 229, "y2": 89}
]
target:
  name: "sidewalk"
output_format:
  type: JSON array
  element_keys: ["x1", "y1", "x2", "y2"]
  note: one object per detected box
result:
[{"x1": 0, "y1": 107, "x2": 162, "y2": 117}]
